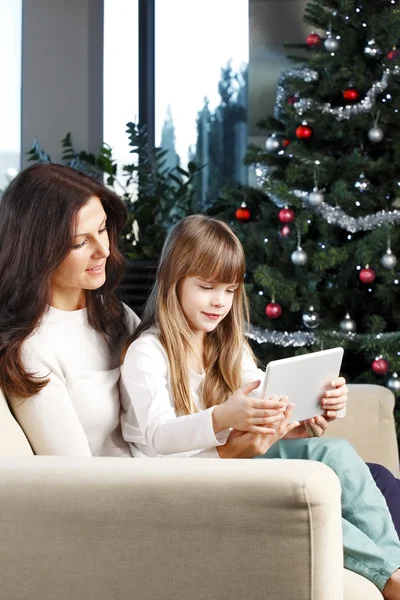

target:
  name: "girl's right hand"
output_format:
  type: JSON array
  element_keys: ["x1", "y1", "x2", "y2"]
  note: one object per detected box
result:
[
  {"x1": 212, "y1": 380, "x2": 289, "y2": 434},
  {"x1": 217, "y1": 404, "x2": 300, "y2": 458}
]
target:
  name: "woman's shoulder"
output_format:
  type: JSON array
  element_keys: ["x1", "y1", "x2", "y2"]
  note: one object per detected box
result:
[{"x1": 121, "y1": 302, "x2": 141, "y2": 334}]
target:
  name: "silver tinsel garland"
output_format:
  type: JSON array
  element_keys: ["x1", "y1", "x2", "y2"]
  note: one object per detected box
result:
[
  {"x1": 247, "y1": 324, "x2": 400, "y2": 347},
  {"x1": 255, "y1": 167, "x2": 400, "y2": 233},
  {"x1": 275, "y1": 66, "x2": 400, "y2": 121}
]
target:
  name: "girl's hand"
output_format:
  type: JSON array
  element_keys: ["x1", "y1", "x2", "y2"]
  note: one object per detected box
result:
[
  {"x1": 212, "y1": 381, "x2": 288, "y2": 434},
  {"x1": 321, "y1": 377, "x2": 348, "y2": 421},
  {"x1": 217, "y1": 404, "x2": 300, "y2": 458}
]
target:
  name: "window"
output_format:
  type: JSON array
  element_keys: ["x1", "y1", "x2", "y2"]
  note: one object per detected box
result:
[
  {"x1": 0, "y1": 0, "x2": 22, "y2": 189},
  {"x1": 103, "y1": 0, "x2": 139, "y2": 181},
  {"x1": 155, "y1": 0, "x2": 249, "y2": 202}
]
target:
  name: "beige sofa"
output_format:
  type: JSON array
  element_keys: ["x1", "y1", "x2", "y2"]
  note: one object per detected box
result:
[{"x1": 0, "y1": 384, "x2": 398, "y2": 600}]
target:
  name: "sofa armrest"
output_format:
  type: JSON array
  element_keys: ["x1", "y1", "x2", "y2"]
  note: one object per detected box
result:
[
  {"x1": 0, "y1": 456, "x2": 343, "y2": 600},
  {"x1": 325, "y1": 384, "x2": 399, "y2": 475}
]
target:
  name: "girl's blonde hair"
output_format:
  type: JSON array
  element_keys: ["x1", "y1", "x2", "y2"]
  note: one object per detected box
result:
[{"x1": 125, "y1": 214, "x2": 256, "y2": 415}]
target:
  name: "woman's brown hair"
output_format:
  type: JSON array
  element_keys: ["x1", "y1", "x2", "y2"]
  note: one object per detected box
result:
[
  {"x1": 0, "y1": 163, "x2": 129, "y2": 399},
  {"x1": 125, "y1": 214, "x2": 256, "y2": 416}
]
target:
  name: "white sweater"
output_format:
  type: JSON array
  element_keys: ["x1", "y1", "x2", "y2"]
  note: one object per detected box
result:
[
  {"x1": 120, "y1": 330, "x2": 266, "y2": 458},
  {"x1": 9, "y1": 304, "x2": 139, "y2": 457}
]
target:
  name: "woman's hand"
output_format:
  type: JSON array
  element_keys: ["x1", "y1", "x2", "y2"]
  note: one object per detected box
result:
[
  {"x1": 283, "y1": 415, "x2": 329, "y2": 439},
  {"x1": 321, "y1": 377, "x2": 348, "y2": 421},
  {"x1": 217, "y1": 404, "x2": 300, "y2": 458},
  {"x1": 212, "y1": 382, "x2": 288, "y2": 434}
]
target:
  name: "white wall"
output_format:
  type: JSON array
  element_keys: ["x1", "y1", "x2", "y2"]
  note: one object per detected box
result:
[{"x1": 21, "y1": 0, "x2": 104, "y2": 166}]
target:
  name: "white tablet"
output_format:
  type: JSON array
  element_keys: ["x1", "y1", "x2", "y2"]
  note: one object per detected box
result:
[{"x1": 260, "y1": 347, "x2": 344, "y2": 423}]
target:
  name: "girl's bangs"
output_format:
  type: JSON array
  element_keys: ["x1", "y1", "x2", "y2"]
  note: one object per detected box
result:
[{"x1": 190, "y1": 237, "x2": 244, "y2": 284}]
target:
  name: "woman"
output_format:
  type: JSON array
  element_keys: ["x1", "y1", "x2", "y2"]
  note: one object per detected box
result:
[{"x1": 0, "y1": 163, "x2": 139, "y2": 456}]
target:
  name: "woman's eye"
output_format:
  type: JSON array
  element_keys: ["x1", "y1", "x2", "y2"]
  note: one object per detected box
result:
[
  {"x1": 99, "y1": 226, "x2": 107, "y2": 234},
  {"x1": 72, "y1": 239, "x2": 87, "y2": 250}
]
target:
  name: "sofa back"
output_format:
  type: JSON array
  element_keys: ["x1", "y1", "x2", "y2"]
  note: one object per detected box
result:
[
  {"x1": 0, "y1": 389, "x2": 33, "y2": 456},
  {"x1": 325, "y1": 384, "x2": 399, "y2": 474}
]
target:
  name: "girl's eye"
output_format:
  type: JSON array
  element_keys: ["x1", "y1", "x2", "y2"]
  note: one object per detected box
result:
[
  {"x1": 227, "y1": 289, "x2": 237, "y2": 294},
  {"x1": 200, "y1": 285, "x2": 213, "y2": 290},
  {"x1": 99, "y1": 226, "x2": 107, "y2": 234}
]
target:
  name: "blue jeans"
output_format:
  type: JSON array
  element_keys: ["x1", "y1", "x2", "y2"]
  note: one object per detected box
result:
[
  {"x1": 258, "y1": 438, "x2": 400, "y2": 591},
  {"x1": 368, "y1": 462, "x2": 400, "y2": 538}
]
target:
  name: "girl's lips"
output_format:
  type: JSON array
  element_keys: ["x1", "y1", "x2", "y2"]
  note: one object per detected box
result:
[{"x1": 202, "y1": 312, "x2": 222, "y2": 320}]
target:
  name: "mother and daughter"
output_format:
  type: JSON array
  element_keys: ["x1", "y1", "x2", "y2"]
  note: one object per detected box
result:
[{"x1": 1, "y1": 164, "x2": 400, "y2": 597}]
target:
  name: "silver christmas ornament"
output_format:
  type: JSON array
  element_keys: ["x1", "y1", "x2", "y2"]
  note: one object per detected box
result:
[
  {"x1": 354, "y1": 173, "x2": 370, "y2": 192},
  {"x1": 386, "y1": 372, "x2": 400, "y2": 394},
  {"x1": 308, "y1": 187, "x2": 324, "y2": 207},
  {"x1": 381, "y1": 249, "x2": 397, "y2": 269},
  {"x1": 364, "y1": 39, "x2": 382, "y2": 57},
  {"x1": 302, "y1": 306, "x2": 320, "y2": 329},
  {"x1": 339, "y1": 313, "x2": 357, "y2": 333},
  {"x1": 291, "y1": 246, "x2": 308, "y2": 266},
  {"x1": 265, "y1": 134, "x2": 281, "y2": 153},
  {"x1": 324, "y1": 35, "x2": 339, "y2": 52},
  {"x1": 368, "y1": 125, "x2": 384, "y2": 143}
]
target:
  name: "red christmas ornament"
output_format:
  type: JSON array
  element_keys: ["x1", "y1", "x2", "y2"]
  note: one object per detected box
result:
[
  {"x1": 287, "y1": 95, "x2": 298, "y2": 105},
  {"x1": 265, "y1": 302, "x2": 282, "y2": 319},
  {"x1": 372, "y1": 358, "x2": 389, "y2": 375},
  {"x1": 388, "y1": 47, "x2": 400, "y2": 61},
  {"x1": 343, "y1": 87, "x2": 360, "y2": 102},
  {"x1": 359, "y1": 267, "x2": 376, "y2": 284},
  {"x1": 282, "y1": 138, "x2": 291, "y2": 148},
  {"x1": 235, "y1": 203, "x2": 250, "y2": 222},
  {"x1": 278, "y1": 208, "x2": 295, "y2": 223},
  {"x1": 280, "y1": 225, "x2": 291, "y2": 237},
  {"x1": 307, "y1": 33, "x2": 321, "y2": 47},
  {"x1": 296, "y1": 123, "x2": 313, "y2": 139}
]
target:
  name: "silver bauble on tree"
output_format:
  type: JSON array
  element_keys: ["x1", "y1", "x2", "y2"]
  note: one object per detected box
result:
[
  {"x1": 302, "y1": 306, "x2": 320, "y2": 329},
  {"x1": 265, "y1": 134, "x2": 281, "y2": 153},
  {"x1": 368, "y1": 126, "x2": 384, "y2": 143},
  {"x1": 291, "y1": 246, "x2": 308, "y2": 266},
  {"x1": 307, "y1": 187, "x2": 324, "y2": 207},
  {"x1": 381, "y1": 249, "x2": 397, "y2": 269},
  {"x1": 386, "y1": 372, "x2": 400, "y2": 394},
  {"x1": 339, "y1": 313, "x2": 357, "y2": 333},
  {"x1": 324, "y1": 35, "x2": 339, "y2": 52}
]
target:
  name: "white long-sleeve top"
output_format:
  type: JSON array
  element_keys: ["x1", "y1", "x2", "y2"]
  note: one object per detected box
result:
[
  {"x1": 120, "y1": 329, "x2": 266, "y2": 458},
  {"x1": 8, "y1": 304, "x2": 140, "y2": 457}
]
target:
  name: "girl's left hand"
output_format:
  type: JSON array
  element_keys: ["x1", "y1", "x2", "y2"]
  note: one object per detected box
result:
[
  {"x1": 321, "y1": 377, "x2": 348, "y2": 421},
  {"x1": 283, "y1": 377, "x2": 348, "y2": 439}
]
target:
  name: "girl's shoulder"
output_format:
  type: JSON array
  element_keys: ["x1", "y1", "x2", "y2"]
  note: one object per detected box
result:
[{"x1": 123, "y1": 327, "x2": 167, "y2": 365}]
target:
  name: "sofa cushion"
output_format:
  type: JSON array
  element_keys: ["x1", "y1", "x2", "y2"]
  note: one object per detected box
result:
[{"x1": 0, "y1": 389, "x2": 33, "y2": 457}]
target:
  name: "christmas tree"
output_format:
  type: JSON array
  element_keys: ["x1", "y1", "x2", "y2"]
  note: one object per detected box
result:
[{"x1": 209, "y1": 0, "x2": 400, "y2": 435}]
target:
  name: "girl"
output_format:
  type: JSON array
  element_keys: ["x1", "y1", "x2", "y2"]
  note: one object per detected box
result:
[
  {"x1": 1, "y1": 163, "x2": 139, "y2": 456},
  {"x1": 120, "y1": 214, "x2": 400, "y2": 598}
]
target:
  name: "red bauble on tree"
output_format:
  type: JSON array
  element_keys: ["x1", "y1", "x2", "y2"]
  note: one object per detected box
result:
[
  {"x1": 388, "y1": 47, "x2": 400, "y2": 61},
  {"x1": 265, "y1": 302, "x2": 282, "y2": 319},
  {"x1": 359, "y1": 267, "x2": 376, "y2": 284},
  {"x1": 307, "y1": 32, "x2": 321, "y2": 47},
  {"x1": 282, "y1": 138, "x2": 291, "y2": 148},
  {"x1": 343, "y1": 87, "x2": 360, "y2": 102},
  {"x1": 235, "y1": 203, "x2": 251, "y2": 222},
  {"x1": 278, "y1": 207, "x2": 295, "y2": 223},
  {"x1": 296, "y1": 123, "x2": 313, "y2": 139},
  {"x1": 287, "y1": 95, "x2": 298, "y2": 105},
  {"x1": 280, "y1": 225, "x2": 291, "y2": 237},
  {"x1": 372, "y1": 357, "x2": 389, "y2": 375}
]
